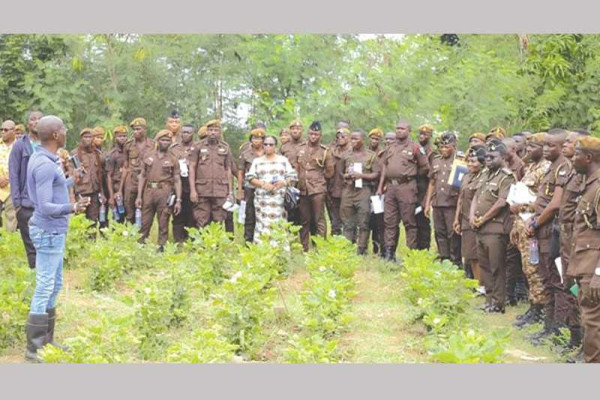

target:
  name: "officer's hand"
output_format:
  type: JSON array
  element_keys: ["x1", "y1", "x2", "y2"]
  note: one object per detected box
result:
[
  {"x1": 525, "y1": 224, "x2": 536, "y2": 238},
  {"x1": 190, "y1": 191, "x2": 198, "y2": 204},
  {"x1": 235, "y1": 189, "x2": 244, "y2": 201},
  {"x1": 108, "y1": 195, "x2": 116, "y2": 208},
  {"x1": 510, "y1": 204, "x2": 520, "y2": 214},
  {"x1": 173, "y1": 202, "x2": 181, "y2": 216},
  {"x1": 453, "y1": 220, "x2": 461, "y2": 235},
  {"x1": 376, "y1": 188, "x2": 384, "y2": 196},
  {"x1": 99, "y1": 193, "x2": 107, "y2": 204},
  {"x1": 589, "y1": 275, "x2": 600, "y2": 303},
  {"x1": 135, "y1": 197, "x2": 142, "y2": 209},
  {"x1": 424, "y1": 204, "x2": 431, "y2": 218},
  {"x1": 510, "y1": 229, "x2": 519, "y2": 246}
]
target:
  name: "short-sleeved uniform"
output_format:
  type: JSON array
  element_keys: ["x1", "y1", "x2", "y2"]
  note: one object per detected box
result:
[
  {"x1": 569, "y1": 169, "x2": 600, "y2": 362},
  {"x1": 139, "y1": 149, "x2": 180, "y2": 245},
  {"x1": 339, "y1": 148, "x2": 380, "y2": 251},
  {"x1": 122, "y1": 138, "x2": 156, "y2": 223},
  {"x1": 473, "y1": 167, "x2": 515, "y2": 308},
  {"x1": 429, "y1": 155, "x2": 461, "y2": 264},
  {"x1": 295, "y1": 142, "x2": 335, "y2": 251},
  {"x1": 381, "y1": 139, "x2": 430, "y2": 251},
  {"x1": 416, "y1": 143, "x2": 435, "y2": 250},
  {"x1": 189, "y1": 138, "x2": 232, "y2": 228},
  {"x1": 69, "y1": 147, "x2": 105, "y2": 223}
]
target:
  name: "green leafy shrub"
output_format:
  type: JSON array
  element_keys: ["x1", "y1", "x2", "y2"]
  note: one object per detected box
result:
[
  {"x1": 166, "y1": 327, "x2": 237, "y2": 363},
  {"x1": 427, "y1": 328, "x2": 510, "y2": 363},
  {"x1": 64, "y1": 214, "x2": 96, "y2": 267},
  {"x1": 284, "y1": 334, "x2": 340, "y2": 363},
  {"x1": 40, "y1": 314, "x2": 138, "y2": 363},
  {"x1": 400, "y1": 249, "x2": 478, "y2": 329}
]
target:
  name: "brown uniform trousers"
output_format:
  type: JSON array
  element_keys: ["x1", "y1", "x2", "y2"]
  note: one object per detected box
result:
[
  {"x1": 416, "y1": 144, "x2": 434, "y2": 250},
  {"x1": 326, "y1": 143, "x2": 350, "y2": 236},
  {"x1": 474, "y1": 167, "x2": 515, "y2": 308},
  {"x1": 511, "y1": 159, "x2": 551, "y2": 305},
  {"x1": 368, "y1": 150, "x2": 386, "y2": 255},
  {"x1": 382, "y1": 140, "x2": 429, "y2": 252},
  {"x1": 139, "y1": 150, "x2": 180, "y2": 245},
  {"x1": 569, "y1": 169, "x2": 600, "y2": 362},
  {"x1": 169, "y1": 142, "x2": 197, "y2": 242},
  {"x1": 458, "y1": 172, "x2": 482, "y2": 282},
  {"x1": 280, "y1": 138, "x2": 306, "y2": 226},
  {"x1": 191, "y1": 138, "x2": 232, "y2": 228},
  {"x1": 69, "y1": 147, "x2": 105, "y2": 224},
  {"x1": 553, "y1": 171, "x2": 582, "y2": 329},
  {"x1": 339, "y1": 149, "x2": 379, "y2": 252},
  {"x1": 296, "y1": 142, "x2": 335, "y2": 251},
  {"x1": 239, "y1": 146, "x2": 264, "y2": 242},
  {"x1": 534, "y1": 156, "x2": 571, "y2": 327},
  {"x1": 430, "y1": 155, "x2": 461, "y2": 264},
  {"x1": 123, "y1": 138, "x2": 156, "y2": 224},
  {"x1": 106, "y1": 146, "x2": 126, "y2": 223}
]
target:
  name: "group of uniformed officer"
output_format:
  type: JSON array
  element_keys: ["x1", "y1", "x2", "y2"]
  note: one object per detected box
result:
[{"x1": 53, "y1": 113, "x2": 600, "y2": 363}]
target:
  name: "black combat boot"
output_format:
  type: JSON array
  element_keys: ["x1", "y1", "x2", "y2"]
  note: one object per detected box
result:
[
  {"x1": 513, "y1": 304, "x2": 543, "y2": 329},
  {"x1": 46, "y1": 308, "x2": 68, "y2": 351},
  {"x1": 25, "y1": 313, "x2": 49, "y2": 363},
  {"x1": 529, "y1": 306, "x2": 560, "y2": 346},
  {"x1": 383, "y1": 247, "x2": 396, "y2": 262},
  {"x1": 565, "y1": 326, "x2": 583, "y2": 351}
]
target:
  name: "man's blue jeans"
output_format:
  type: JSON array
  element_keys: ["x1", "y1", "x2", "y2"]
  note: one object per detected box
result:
[{"x1": 28, "y1": 224, "x2": 65, "y2": 314}]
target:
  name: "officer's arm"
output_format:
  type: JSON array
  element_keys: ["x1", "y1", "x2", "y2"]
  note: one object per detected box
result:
[
  {"x1": 136, "y1": 165, "x2": 146, "y2": 203},
  {"x1": 324, "y1": 152, "x2": 335, "y2": 179},
  {"x1": 119, "y1": 153, "x2": 128, "y2": 196},
  {"x1": 424, "y1": 178, "x2": 435, "y2": 211},
  {"x1": 227, "y1": 155, "x2": 233, "y2": 197},
  {"x1": 107, "y1": 174, "x2": 115, "y2": 202},
  {"x1": 377, "y1": 164, "x2": 386, "y2": 195},
  {"x1": 416, "y1": 150, "x2": 430, "y2": 177},
  {"x1": 469, "y1": 191, "x2": 478, "y2": 224},
  {"x1": 174, "y1": 174, "x2": 182, "y2": 202},
  {"x1": 535, "y1": 187, "x2": 564, "y2": 228}
]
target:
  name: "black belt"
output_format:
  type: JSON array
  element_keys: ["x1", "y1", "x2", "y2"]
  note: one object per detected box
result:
[{"x1": 387, "y1": 176, "x2": 415, "y2": 185}]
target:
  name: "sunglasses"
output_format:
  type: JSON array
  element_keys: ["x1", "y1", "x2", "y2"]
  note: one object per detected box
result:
[{"x1": 264, "y1": 143, "x2": 276, "y2": 147}]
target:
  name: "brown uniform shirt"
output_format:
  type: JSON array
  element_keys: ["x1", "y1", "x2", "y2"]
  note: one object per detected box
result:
[
  {"x1": 569, "y1": 169, "x2": 600, "y2": 277},
  {"x1": 141, "y1": 150, "x2": 180, "y2": 187},
  {"x1": 69, "y1": 146, "x2": 104, "y2": 195},
  {"x1": 473, "y1": 167, "x2": 515, "y2": 234},
  {"x1": 238, "y1": 145, "x2": 263, "y2": 175},
  {"x1": 341, "y1": 148, "x2": 381, "y2": 188},
  {"x1": 507, "y1": 155, "x2": 526, "y2": 181},
  {"x1": 106, "y1": 146, "x2": 126, "y2": 192},
  {"x1": 296, "y1": 143, "x2": 335, "y2": 196},
  {"x1": 329, "y1": 144, "x2": 351, "y2": 198},
  {"x1": 416, "y1": 143, "x2": 435, "y2": 204},
  {"x1": 169, "y1": 141, "x2": 197, "y2": 193},
  {"x1": 429, "y1": 155, "x2": 460, "y2": 207},
  {"x1": 458, "y1": 170, "x2": 483, "y2": 229},
  {"x1": 534, "y1": 155, "x2": 571, "y2": 216},
  {"x1": 123, "y1": 138, "x2": 156, "y2": 188},
  {"x1": 380, "y1": 139, "x2": 429, "y2": 204},
  {"x1": 190, "y1": 138, "x2": 233, "y2": 198},
  {"x1": 559, "y1": 171, "x2": 584, "y2": 226},
  {"x1": 280, "y1": 138, "x2": 306, "y2": 170}
]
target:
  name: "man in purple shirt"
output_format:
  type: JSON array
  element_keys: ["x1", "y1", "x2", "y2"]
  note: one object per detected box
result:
[
  {"x1": 24, "y1": 115, "x2": 89, "y2": 362},
  {"x1": 9, "y1": 111, "x2": 43, "y2": 269}
]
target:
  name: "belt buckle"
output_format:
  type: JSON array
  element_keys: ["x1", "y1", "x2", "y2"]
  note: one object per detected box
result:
[{"x1": 150, "y1": 182, "x2": 158, "y2": 189}]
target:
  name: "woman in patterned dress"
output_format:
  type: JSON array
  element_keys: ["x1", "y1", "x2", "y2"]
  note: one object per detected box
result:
[{"x1": 246, "y1": 136, "x2": 298, "y2": 242}]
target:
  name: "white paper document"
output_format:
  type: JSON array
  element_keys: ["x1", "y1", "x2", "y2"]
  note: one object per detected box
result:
[
  {"x1": 371, "y1": 195, "x2": 384, "y2": 214},
  {"x1": 555, "y1": 257, "x2": 563, "y2": 284},
  {"x1": 353, "y1": 162, "x2": 363, "y2": 188},
  {"x1": 238, "y1": 200, "x2": 246, "y2": 224},
  {"x1": 506, "y1": 182, "x2": 537, "y2": 206}
]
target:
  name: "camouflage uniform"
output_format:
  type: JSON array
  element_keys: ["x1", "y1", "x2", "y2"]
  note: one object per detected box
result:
[{"x1": 512, "y1": 158, "x2": 551, "y2": 306}]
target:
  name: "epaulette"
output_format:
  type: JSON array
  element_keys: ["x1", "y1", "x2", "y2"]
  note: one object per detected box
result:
[
  {"x1": 555, "y1": 162, "x2": 570, "y2": 179},
  {"x1": 169, "y1": 142, "x2": 179, "y2": 149},
  {"x1": 502, "y1": 167, "x2": 514, "y2": 176}
]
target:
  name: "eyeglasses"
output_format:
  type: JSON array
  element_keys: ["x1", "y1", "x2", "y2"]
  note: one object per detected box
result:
[{"x1": 264, "y1": 143, "x2": 276, "y2": 147}]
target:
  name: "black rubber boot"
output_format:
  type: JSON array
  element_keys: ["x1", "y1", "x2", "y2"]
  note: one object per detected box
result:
[
  {"x1": 513, "y1": 304, "x2": 543, "y2": 329},
  {"x1": 565, "y1": 326, "x2": 583, "y2": 351},
  {"x1": 46, "y1": 308, "x2": 68, "y2": 351},
  {"x1": 25, "y1": 313, "x2": 49, "y2": 363}
]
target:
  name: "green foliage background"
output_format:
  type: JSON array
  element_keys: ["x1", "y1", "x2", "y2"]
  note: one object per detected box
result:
[{"x1": 2, "y1": 34, "x2": 599, "y2": 150}]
